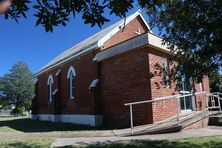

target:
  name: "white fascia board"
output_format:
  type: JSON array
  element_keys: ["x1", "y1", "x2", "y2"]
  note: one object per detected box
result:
[
  {"x1": 97, "y1": 10, "x2": 151, "y2": 47},
  {"x1": 138, "y1": 13, "x2": 153, "y2": 33},
  {"x1": 147, "y1": 33, "x2": 170, "y2": 52},
  {"x1": 95, "y1": 33, "x2": 149, "y2": 62},
  {"x1": 97, "y1": 24, "x2": 126, "y2": 47},
  {"x1": 94, "y1": 33, "x2": 172, "y2": 62},
  {"x1": 35, "y1": 43, "x2": 99, "y2": 76}
]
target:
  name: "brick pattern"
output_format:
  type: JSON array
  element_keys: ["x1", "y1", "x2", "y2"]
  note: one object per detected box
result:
[
  {"x1": 102, "y1": 16, "x2": 148, "y2": 50},
  {"x1": 183, "y1": 117, "x2": 209, "y2": 130},
  {"x1": 34, "y1": 16, "x2": 149, "y2": 121},
  {"x1": 194, "y1": 77, "x2": 210, "y2": 111},
  {"x1": 36, "y1": 51, "x2": 99, "y2": 115},
  {"x1": 34, "y1": 15, "x2": 210, "y2": 128},
  {"x1": 148, "y1": 48, "x2": 179, "y2": 122},
  {"x1": 148, "y1": 48, "x2": 210, "y2": 123},
  {"x1": 100, "y1": 47, "x2": 152, "y2": 127}
]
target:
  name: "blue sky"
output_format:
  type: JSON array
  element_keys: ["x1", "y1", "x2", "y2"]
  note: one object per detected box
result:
[{"x1": 0, "y1": 5, "x2": 158, "y2": 76}]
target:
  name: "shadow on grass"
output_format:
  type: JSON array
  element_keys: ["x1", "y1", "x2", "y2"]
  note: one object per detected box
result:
[
  {"x1": 0, "y1": 139, "x2": 52, "y2": 148},
  {"x1": 0, "y1": 118, "x2": 120, "y2": 133},
  {"x1": 62, "y1": 137, "x2": 222, "y2": 148}
]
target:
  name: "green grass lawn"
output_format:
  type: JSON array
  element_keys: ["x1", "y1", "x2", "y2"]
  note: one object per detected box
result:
[
  {"x1": 1, "y1": 117, "x2": 222, "y2": 148},
  {"x1": 68, "y1": 136, "x2": 222, "y2": 148},
  {"x1": 1, "y1": 136, "x2": 222, "y2": 148},
  {"x1": 0, "y1": 126, "x2": 18, "y2": 133},
  {"x1": 0, "y1": 139, "x2": 53, "y2": 148},
  {"x1": 0, "y1": 117, "x2": 113, "y2": 133}
]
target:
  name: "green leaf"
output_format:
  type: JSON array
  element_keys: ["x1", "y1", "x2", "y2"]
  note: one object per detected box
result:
[{"x1": 35, "y1": 18, "x2": 42, "y2": 26}]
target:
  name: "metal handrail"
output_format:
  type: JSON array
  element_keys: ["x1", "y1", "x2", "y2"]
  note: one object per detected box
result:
[
  {"x1": 125, "y1": 91, "x2": 206, "y2": 106},
  {"x1": 211, "y1": 92, "x2": 222, "y2": 99},
  {"x1": 208, "y1": 92, "x2": 222, "y2": 111},
  {"x1": 124, "y1": 91, "x2": 221, "y2": 135}
]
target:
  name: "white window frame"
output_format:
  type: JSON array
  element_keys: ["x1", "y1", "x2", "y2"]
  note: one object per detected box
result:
[
  {"x1": 162, "y1": 59, "x2": 170, "y2": 87},
  {"x1": 67, "y1": 66, "x2": 76, "y2": 100},
  {"x1": 47, "y1": 75, "x2": 54, "y2": 102},
  {"x1": 200, "y1": 81, "x2": 204, "y2": 91}
]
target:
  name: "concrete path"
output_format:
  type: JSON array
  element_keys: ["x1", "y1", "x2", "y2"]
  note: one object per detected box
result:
[{"x1": 52, "y1": 126, "x2": 222, "y2": 147}]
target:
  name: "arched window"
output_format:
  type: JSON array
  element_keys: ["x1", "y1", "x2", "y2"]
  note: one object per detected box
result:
[
  {"x1": 67, "y1": 66, "x2": 76, "y2": 99},
  {"x1": 47, "y1": 75, "x2": 54, "y2": 102}
]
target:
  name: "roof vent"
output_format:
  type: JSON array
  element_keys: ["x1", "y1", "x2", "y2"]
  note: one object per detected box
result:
[{"x1": 134, "y1": 28, "x2": 141, "y2": 35}]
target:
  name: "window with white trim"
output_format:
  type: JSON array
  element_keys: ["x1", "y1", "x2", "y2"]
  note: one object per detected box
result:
[
  {"x1": 47, "y1": 75, "x2": 54, "y2": 102},
  {"x1": 162, "y1": 59, "x2": 170, "y2": 87},
  {"x1": 67, "y1": 66, "x2": 76, "y2": 99},
  {"x1": 200, "y1": 81, "x2": 204, "y2": 91}
]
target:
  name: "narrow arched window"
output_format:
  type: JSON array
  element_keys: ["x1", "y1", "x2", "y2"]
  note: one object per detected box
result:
[
  {"x1": 47, "y1": 75, "x2": 54, "y2": 102},
  {"x1": 67, "y1": 66, "x2": 76, "y2": 99}
]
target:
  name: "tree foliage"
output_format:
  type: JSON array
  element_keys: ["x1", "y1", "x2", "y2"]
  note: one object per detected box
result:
[
  {"x1": 0, "y1": 62, "x2": 34, "y2": 111},
  {"x1": 1, "y1": 0, "x2": 222, "y2": 81},
  {"x1": 2, "y1": 0, "x2": 162, "y2": 32},
  {"x1": 209, "y1": 70, "x2": 222, "y2": 92},
  {"x1": 146, "y1": 0, "x2": 222, "y2": 82}
]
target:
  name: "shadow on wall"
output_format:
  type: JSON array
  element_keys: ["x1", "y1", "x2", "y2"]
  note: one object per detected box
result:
[{"x1": 149, "y1": 60, "x2": 182, "y2": 92}]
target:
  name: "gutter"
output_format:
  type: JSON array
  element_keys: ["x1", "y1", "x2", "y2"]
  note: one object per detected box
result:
[{"x1": 93, "y1": 33, "x2": 172, "y2": 62}]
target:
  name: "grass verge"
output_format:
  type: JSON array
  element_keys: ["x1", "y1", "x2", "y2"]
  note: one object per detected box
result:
[
  {"x1": 0, "y1": 139, "x2": 53, "y2": 148},
  {"x1": 69, "y1": 136, "x2": 222, "y2": 148},
  {"x1": 0, "y1": 126, "x2": 18, "y2": 133}
]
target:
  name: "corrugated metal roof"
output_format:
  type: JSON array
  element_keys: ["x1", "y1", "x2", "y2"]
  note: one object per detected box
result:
[{"x1": 36, "y1": 10, "x2": 151, "y2": 75}]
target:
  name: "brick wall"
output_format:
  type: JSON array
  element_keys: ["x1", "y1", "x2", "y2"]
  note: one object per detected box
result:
[
  {"x1": 34, "y1": 15, "x2": 210, "y2": 127},
  {"x1": 34, "y1": 15, "x2": 150, "y2": 127},
  {"x1": 35, "y1": 44, "x2": 210, "y2": 126},
  {"x1": 100, "y1": 47, "x2": 153, "y2": 127},
  {"x1": 183, "y1": 117, "x2": 209, "y2": 130},
  {"x1": 147, "y1": 48, "x2": 210, "y2": 123},
  {"x1": 194, "y1": 77, "x2": 210, "y2": 111},
  {"x1": 148, "y1": 48, "x2": 179, "y2": 122},
  {"x1": 102, "y1": 16, "x2": 148, "y2": 50},
  {"x1": 36, "y1": 51, "x2": 99, "y2": 115}
]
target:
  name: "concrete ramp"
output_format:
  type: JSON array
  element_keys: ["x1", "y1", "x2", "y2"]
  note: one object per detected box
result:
[
  {"x1": 113, "y1": 111, "x2": 221, "y2": 136},
  {"x1": 209, "y1": 114, "x2": 222, "y2": 126}
]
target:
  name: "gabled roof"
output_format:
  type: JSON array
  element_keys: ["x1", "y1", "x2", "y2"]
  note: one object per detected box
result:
[{"x1": 36, "y1": 10, "x2": 151, "y2": 76}]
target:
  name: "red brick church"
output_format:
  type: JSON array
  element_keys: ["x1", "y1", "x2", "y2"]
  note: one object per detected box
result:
[{"x1": 32, "y1": 10, "x2": 210, "y2": 127}]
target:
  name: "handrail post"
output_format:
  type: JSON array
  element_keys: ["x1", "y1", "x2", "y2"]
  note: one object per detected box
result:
[
  {"x1": 129, "y1": 104, "x2": 134, "y2": 135},
  {"x1": 205, "y1": 93, "x2": 209, "y2": 111},
  {"x1": 192, "y1": 93, "x2": 197, "y2": 113},
  {"x1": 212, "y1": 96, "x2": 215, "y2": 107},
  {"x1": 176, "y1": 96, "x2": 180, "y2": 125},
  {"x1": 217, "y1": 93, "x2": 221, "y2": 112}
]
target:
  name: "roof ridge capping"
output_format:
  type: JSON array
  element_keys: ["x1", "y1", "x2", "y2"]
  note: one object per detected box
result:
[{"x1": 35, "y1": 10, "x2": 152, "y2": 76}]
